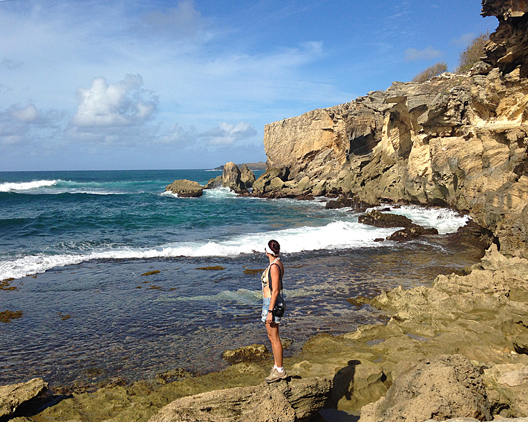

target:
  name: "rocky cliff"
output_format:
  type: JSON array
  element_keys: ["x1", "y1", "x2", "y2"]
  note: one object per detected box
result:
[{"x1": 258, "y1": 0, "x2": 528, "y2": 258}]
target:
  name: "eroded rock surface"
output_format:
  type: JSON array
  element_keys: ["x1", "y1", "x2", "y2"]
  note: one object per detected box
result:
[
  {"x1": 0, "y1": 378, "x2": 48, "y2": 418},
  {"x1": 359, "y1": 355, "x2": 491, "y2": 422},
  {"x1": 148, "y1": 377, "x2": 331, "y2": 422}
]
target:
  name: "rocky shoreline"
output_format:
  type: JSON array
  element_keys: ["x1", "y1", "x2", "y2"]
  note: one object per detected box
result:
[
  {"x1": 3, "y1": 0, "x2": 528, "y2": 421},
  {"x1": 3, "y1": 242, "x2": 528, "y2": 422}
]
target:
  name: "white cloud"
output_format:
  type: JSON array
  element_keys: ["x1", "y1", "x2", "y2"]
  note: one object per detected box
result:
[
  {"x1": 12, "y1": 104, "x2": 39, "y2": 122},
  {"x1": 133, "y1": 0, "x2": 210, "y2": 41},
  {"x1": 201, "y1": 121, "x2": 257, "y2": 146},
  {"x1": 451, "y1": 33, "x2": 476, "y2": 46},
  {"x1": 404, "y1": 46, "x2": 443, "y2": 62},
  {"x1": 154, "y1": 123, "x2": 197, "y2": 145},
  {"x1": 73, "y1": 75, "x2": 157, "y2": 128}
]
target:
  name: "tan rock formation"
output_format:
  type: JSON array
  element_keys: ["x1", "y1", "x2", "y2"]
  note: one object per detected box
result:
[
  {"x1": 222, "y1": 162, "x2": 244, "y2": 192},
  {"x1": 482, "y1": 0, "x2": 528, "y2": 77},
  {"x1": 359, "y1": 355, "x2": 492, "y2": 422},
  {"x1": 257, "y1": 0, "x2": 528, "y2": 258},
  {"x1": 239, "y1": 164, "x2": 256, "y2": 188},
  {"x1": 165, "y1": 180, "x2": 204, "y2": 197},
  {"x1": 148, "y1": 377, "x2": 332, "y2": 422},
  {"x1": 0, "y1": 378, "x2": 48, "y2": 418}
]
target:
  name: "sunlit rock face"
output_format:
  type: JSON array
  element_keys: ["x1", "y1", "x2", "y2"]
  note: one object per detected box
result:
[
  {"x1": 482, "y1": 0, "x2": 528, "y2": 77},
  {"x1": 259, "y1": 0, "x2": 528, "y2": 258}
]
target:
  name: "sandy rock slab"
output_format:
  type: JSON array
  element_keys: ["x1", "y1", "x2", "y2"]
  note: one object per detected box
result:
[
  {"x1": 148, "y1": 377, "x2": 331, "y2": 422},
  {"x1": 359, "y1": 355, "x2": 491, "y2": 422},
  {"x1": 0, "y1": 378, "x2": 48, "y2": 418}
]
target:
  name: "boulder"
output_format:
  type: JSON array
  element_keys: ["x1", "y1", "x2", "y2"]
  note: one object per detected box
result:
[
  {"x1": 252, "y1": 167, "x2": 289, "y2": 195},
  {"x1": 326, "y1": 195, "x2": 373, "y2": 212},
  {"x1": 240, "y1": 164, "x2": 256, "y2": 189},
  {"x1": 358, "y1": 210, "x2": 415, "y2": 228},
  {"x1": 204, "y1": 175, "x2": 222, "y2": 189},
  {"x1": 386, "y1": 225, "x2": 439, "y2": 242},
  {"x1": 0, "y1": 378, "x2": 48, "y2": 418},
  {"x1": 148, "y1": 377, "x2": 332, "y2": 422},
  {"x1": 222, "y1": 162, "x2": 246, "y2": 192},
  {"x1": 359, "y1": 355, "x2": 491, "y2": 422},
  {"x1": 165, "y1": 180, "x2": 203, "y2": 197}
]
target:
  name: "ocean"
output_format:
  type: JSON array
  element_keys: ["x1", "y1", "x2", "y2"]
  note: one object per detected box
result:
[{"x1": 0, "y1": 169, "x2": 479, "y2": 387}]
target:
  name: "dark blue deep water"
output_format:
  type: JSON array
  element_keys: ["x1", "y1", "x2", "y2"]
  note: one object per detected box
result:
[{"x1": 0, "y1": 170, "x2": 480, "y2": 387}]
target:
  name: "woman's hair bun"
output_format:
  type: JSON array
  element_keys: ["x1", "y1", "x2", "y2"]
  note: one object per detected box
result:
[{"x1": 268, "y1": 239, "x2": 280, "y2": 256}]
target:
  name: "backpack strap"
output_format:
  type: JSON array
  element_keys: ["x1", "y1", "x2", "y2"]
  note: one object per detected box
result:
[{"x1": 269, "y1": 263, "x2": 283, "y2": 293}]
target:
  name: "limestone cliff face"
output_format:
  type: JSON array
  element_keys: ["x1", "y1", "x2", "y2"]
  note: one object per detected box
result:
[
  {"x1": 259, "y1": 0, "x2": 528, "y2": 258},
  {"x1": 483, "y1": 0, "x2": 528, "y2": 77}
]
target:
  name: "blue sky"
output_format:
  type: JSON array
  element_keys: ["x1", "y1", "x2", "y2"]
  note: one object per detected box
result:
[{"x1": 0, "y1": 0, "x2": 496, "y2": 171}]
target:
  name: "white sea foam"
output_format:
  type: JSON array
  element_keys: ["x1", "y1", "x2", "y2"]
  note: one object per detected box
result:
[
  {"x1": 203, "y1": 187, "x2": 237, "y2": 198},
  {"x1": 0, "y1": 180, "x2": 59, "y2": 192},
  {"x1": 161, "y1": 191, "x2": 179, "y2": 198},
  {"x1": 370, "y1": 205, "x2": 470, "y2": 234},
  {"x1": 0, "y1": 205, "x2": 470, "y2": 281}
]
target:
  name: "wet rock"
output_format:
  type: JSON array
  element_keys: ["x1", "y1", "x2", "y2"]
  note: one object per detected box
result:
[
  {"x1": 148, "y1": 377, "x2": 332, "y2": 422},
  {"x1": 358, "y1": 210, "x2": 414, "y2": 228},
  {"x1": 155, "y1": 369, "x2": 194, "y2": 384},
  {"x1": 386, "y1": 225, "x2": 439, "y2": 242},
  {"x1": 0, "y1": 378, "x2": 48, "y2": 418},
  {"x1": 222, "y1": 344, "x2": 272, "y2": 364},
  {"x1": 359, "y1": 354, "x2": 491, "y2": 422},
  {"x1": 165, "y1": 180, "x2": 203, "y2": 198},
  {"x1": 325, "y1": 195, "x2": 372, "y2": 212}
]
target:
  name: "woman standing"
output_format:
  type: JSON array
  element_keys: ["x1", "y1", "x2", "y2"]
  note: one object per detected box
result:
[{"x1": 261, "y1": 239, "x2": 287, "y2": 383}]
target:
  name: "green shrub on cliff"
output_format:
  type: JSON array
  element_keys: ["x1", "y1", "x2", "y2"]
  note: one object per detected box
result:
[
  {"x1": 412, "y1": 62, "x2": 448, "y2": 82},
  {"x1": 456, "y1": 31, "x2": 490, "y2": 73}
]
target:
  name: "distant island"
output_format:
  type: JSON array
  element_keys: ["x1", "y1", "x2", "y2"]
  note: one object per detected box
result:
[{"x1": 211, "y1": 162, "x2": 266, "y2": 171}]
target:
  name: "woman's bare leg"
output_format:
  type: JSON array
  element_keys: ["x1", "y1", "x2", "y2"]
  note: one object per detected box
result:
[{"x1": 266, "y1": 322, "x2": 283, "y2": 367}]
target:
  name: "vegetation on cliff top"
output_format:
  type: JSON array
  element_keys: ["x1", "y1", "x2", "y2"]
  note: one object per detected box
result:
[
  {"x1": 456, "y1": 31, "x2": 490, "y2": 73},
  {"x1": 411, "y1": 31, "x2": 490, "y2": 82},
  {"x1": 412, "y1": 62, "x2": 448, "y2": 82}
]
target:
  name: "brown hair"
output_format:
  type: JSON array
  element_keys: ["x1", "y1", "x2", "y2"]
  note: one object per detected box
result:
[{"x1": 268, "y1": 239, "x2": 280, "y2": 256}]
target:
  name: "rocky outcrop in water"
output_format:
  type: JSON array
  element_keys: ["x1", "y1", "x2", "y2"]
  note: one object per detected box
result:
[
  {"x1": 165, "y1": 180, "x2": 204, "y2": 197},
  {"x1": 255, "y1": 0, "x2": 528, "y2": 259},
  {"x1": 205, "y1": 162, "x2": 256, "y2": 192}
]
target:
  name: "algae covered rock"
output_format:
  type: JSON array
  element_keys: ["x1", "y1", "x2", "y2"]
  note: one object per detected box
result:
[{"x1": 222, "y1": 344, "x2": 272, "y2": 364}]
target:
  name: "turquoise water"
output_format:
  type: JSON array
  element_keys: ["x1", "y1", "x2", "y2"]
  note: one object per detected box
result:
[{"x1": 0, "y1": 170, "x2": 478, "y2": 387}]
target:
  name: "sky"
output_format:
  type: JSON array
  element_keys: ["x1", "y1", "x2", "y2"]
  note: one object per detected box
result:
[{"x1": 0, "y1": 0, "x2": 496, "y2": 171}]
